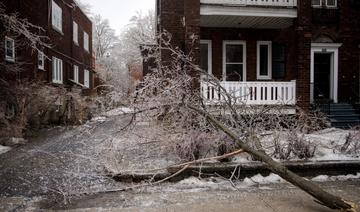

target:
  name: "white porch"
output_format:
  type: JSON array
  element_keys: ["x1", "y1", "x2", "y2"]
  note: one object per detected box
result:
[{"x1": 201, "y1": 80, "x2": 297, "y2": 106}]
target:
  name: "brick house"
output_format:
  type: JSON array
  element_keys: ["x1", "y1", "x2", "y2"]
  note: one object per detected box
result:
[
  {"x1": 155, "y1": 0, "x2": 360, "y2": 125},
  {"x1": 0, "y1": 0, "x2": 95, "y2": 91}
]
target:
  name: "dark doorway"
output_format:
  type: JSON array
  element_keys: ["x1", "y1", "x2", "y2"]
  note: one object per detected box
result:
[{"x1": 314, "y1": 53, "x2": 331, "y2": 100}]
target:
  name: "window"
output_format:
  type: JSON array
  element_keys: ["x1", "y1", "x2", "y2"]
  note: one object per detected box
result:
[
  {"x1": 257, "y1": 41, "x2": 272, "y2": 80},
  {"x1": 38, "y1": 51, "x2": 45, "y2": 70},
  {"x1": 200, "y1": 40, "x2": 212, "y2": 75},
  {"x1": 312, "y1": 0, "x2": 337, "y2": 7},
  {"x1": 312, "y1": 0, "x2": 321, "y2": 7},
  {"x1": 5, "y1": 37, "x2": 15, "y2": 62},
  {"x1": 52, "y1": 57, "x2": 63, "y2": 84},
  {"x1": 272, "y1": 43, "x2": 286, "y2": 79},
  {"x1": 84, "y1": 32, "x2": 89, "y2": 52},
  {"x1": 84, "y1": 69, "x2": 90, "y2": 88},
  {"x1": 52, "y1": 0, "x2": 62, "y2": 32},
  {"x1": 326, "y1": 0, "x2": 337, "y2": 7},
  {"x1": 73, "y1": 22, "x2": 78, "y2": 44},
  {"x1": 73, "y1": 65, "x2": 79, "y2": 83},
  {"x1": 223, "y1": 41, "x2": 246, "y2": 81}
]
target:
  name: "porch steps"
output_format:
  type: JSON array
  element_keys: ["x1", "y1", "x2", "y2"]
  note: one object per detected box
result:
[{"x1": 322, "y1": 103, "x2": 360, "y2": 129}]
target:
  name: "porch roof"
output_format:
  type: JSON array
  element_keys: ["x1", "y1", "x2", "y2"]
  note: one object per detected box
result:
[{"x1": 200, "y1": 4, "x2": 297, "y2": 29}]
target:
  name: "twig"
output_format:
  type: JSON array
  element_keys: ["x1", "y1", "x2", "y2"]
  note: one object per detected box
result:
[{"x1": 169, "y1": 149, "x2": 245, "y2": 168}]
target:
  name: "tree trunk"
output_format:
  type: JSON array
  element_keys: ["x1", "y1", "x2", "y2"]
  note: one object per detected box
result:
[{"x1": 188, "y1": 105, "x2": 357, "y2": 212}]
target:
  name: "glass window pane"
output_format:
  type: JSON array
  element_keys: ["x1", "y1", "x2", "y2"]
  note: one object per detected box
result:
[
  {"x1": 200, "y1": 43, "x2": 208, "y2": 72},
  {"x1": 272, "y1": 63, "x2": 286, "y2": 78},
  {"x1": 259, "y1": 45, "x2": 269, "y2": 76},
  {"x1": 226, "y1": 44, "x2": 243, "y2": 63},
  {"x1": 226, "y1": 64, "x2": 243, "y2": 81},
  {"x1": 273, "y1": 44, "x2": 285, "y2": 61},
  {"x1": 312, "y1": 0, "x2": 321, "y2": 6},
  {"x1": 327, "y1": 0, "x2": 336, "y2": 6}
]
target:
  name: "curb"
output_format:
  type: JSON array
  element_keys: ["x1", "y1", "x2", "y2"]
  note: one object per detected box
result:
[{"x1": 112, "y1": 160, "x2": 360, "y2": 183}]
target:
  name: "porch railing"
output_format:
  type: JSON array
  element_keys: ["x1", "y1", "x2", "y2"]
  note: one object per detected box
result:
[
  {"x1": 200, "y1": 0, "x2": 297, "y2": 7},
  {"x1": 201, "y1": 80, "x2": 297, "y2": 105}
]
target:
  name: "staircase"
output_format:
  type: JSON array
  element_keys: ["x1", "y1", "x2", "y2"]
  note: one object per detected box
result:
[{"x1": 320, "y1": 103, "x2": 360, "y2": 128}]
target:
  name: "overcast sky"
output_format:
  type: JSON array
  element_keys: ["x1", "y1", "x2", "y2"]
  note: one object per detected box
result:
[{"x1": 84, "y1": 0, "x2": 155, "y2": 35}]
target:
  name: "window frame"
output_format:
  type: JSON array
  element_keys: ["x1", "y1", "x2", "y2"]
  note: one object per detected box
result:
[
  {"x1": 257, "y1": 41, "x2": 272, "y2": 80},
  {"x1": 83, "y1": 32, "x2": 89, "y2": 52},
  {"x1": 200, "y1": 40, "x2": 212, "y2": 75},
  {"x1": 73, "y1": 65, "x2": 79, "y2": 83},
  {"x1": 38, "y1": 51, "x2": 45, "y2": 70},
  {"x1": 312, "y1": 0, "x2": 322, "y2": 7},
  {"x1": 326, "y1": 0, "x2": 337, "y2": 8},
  {"x1": 52, "y1": 57, "x2": 63, "y2": 84},
  {"x1": 5, "y1": 37, "x2": 15, "y2": 62},
  {"x1": 51, "y1": 0, "x2": 63, "y2": 33},
  {"x1": 84, "y1": 69, "x2": 90, "y2": 88},
  {"x1": 73, "y1": 21, "x2": 78, "y2": 44},
  {"x1": 223, "y1": 40, "x2": 247, "y2": 82}
]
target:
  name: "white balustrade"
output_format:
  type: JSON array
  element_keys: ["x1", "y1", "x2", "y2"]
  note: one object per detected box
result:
[
  {"x1": 201, "y1": 80, "x2": 296, "y2": 105},
  {"x1": 200, "y1": 0, "x2": 297, "y2": 7}
]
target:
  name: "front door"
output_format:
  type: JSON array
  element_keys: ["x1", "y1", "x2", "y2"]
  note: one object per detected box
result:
[{"x1": 314, "y1": 53, "x2": 331, "y2": 101}]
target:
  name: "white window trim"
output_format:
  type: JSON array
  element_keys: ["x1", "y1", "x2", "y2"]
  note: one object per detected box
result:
[
  {"x1": 73, "y1": 22, "x2": 78, "y2": 45},
  {"x1": 5, "y1": 37, "x2": 15, "y2": 62},
  {"x1": 38, "y1": 51, "x2": 45, "y2": 70},
  {"x1": 200, "y1": 40, "x2": 212, "y2": 75},
  {"x1": 257, "y1": 41, "x2": 272, "y2": 80},
  {"x1": 312, "y1": 0, "x2": 322, "y2": 7},
  {"x1": 73, "y1": 65, "x2": 79, "y2": 83},
  {"x1": 51, "y1": 0, "x2": 63, "y2": 33},
  {"x1": 326, "y1": 0, "x2": 337, "y2": 8},
  {"x1": 310, "y1": 43, "x2": 342, "y2": 104},
  {"x1": 84, "y1": 69, "x2": 90, "y2": 88},
  {"x1": 84, "y1": 32, "x2": 89, "y2": 52},
  {"x1": 223, "y1": 40, "x2": 247, "y2": 82},
  {"x1": 52, "y1": 57, "x2": 63, "y2": 84}
]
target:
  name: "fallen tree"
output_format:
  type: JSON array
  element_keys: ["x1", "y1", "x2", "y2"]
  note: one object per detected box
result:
[{"x1": 126, "y1": 32, "x2": 359, "y2": 211}]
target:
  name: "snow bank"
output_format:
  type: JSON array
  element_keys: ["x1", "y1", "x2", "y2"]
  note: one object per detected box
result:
[
  {"x1": 243, "y1": 174, "x2": 285, "y2": 186},
  {"x1": 105, "y1": 107, "x2": 133, "y2": 117},
  {"x1": 312, "y1": 173, "x2": 360, "y2": 182},
  {"x1": 0, "y1": 145, "x2": 11, "y2": 155}
]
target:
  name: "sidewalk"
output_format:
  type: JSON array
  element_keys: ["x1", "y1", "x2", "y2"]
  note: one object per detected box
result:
[{"x1": 45, "y1": 180, "x2": 360, "y2": 212}]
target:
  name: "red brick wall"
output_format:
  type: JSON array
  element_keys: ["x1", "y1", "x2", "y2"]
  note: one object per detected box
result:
[
  {"x1": 154, "y1": 0, "x2": 360, "y2": 109},
  {"x1": 0, "y1": 0, "x2": 94, "y2": 89}
]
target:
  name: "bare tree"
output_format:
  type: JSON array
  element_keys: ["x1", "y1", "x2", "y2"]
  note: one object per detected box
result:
[
  {"x1": 92, "y1": 14, "x2": 119, "y2": 60},
  {"x1": 126, "y1": 32, "x2": 357, "y2": 211},
  {"x1": 118, "y1": 10, "x2": 155, "y2": 65}
]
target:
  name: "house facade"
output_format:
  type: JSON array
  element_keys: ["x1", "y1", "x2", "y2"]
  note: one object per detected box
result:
[
  {"x1": 156, "y1": 0, "x2": 360, "y2": 112},
  {"x1": 0, "y1": 0, "x2": 95, "y2": 90}
]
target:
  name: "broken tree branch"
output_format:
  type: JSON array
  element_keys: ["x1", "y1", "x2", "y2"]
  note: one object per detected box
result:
[
  {"x1": 187, "y1": 104, "x2": 357, "y2": 212},
  {"x1": 170, "y1": 149, "x2": 245, "y2": 168}
]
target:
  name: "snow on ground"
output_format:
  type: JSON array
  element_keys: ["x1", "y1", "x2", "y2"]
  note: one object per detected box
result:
[
  {"x1": 312, "y1": 173, "x2": 360, "y2": 182},
  {"x1": 232, "y1": 127, "x2": 360, "y2": 163},
  {"x1": 105, "y1": 107, "x2": 133, "y2": 117},
  {"x1": 173, "y1": 172, "x2": 359, "y2": 192},
  {"x1": 0, "y1": 145, "x2": 11, "y2": 155}
]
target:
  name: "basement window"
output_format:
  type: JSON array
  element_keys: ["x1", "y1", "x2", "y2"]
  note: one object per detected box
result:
[
  {"x1": 5, "y1": 37, "x2": 15, "y2": 62},
  {"x1": 312, "y1": 0, "x2": 337, "y2": 8}
]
